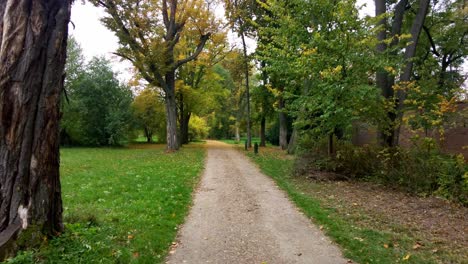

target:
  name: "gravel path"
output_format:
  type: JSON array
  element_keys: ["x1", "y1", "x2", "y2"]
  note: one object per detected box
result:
[{"x1": 166, "y1": 141, "x2": 347, "y2": 264}]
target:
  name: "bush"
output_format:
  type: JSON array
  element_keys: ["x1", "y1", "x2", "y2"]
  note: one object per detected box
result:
[
  {"x1": 436, "y1": 154, "x2": 468, "y2": 204},
  {"x1": 189, "y1": 115, "x2": 209, "y2": 141},
  {"x1": 296, "y1": 137, "x2": 468, "y2": 205}
]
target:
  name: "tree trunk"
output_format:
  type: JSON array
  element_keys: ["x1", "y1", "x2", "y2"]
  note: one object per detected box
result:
[
  {"x1": 394, "y1": 0, "x2": 430, "y2": 146},
  {"x1": 144, "y1": 127, "x2": 152, "y2": 143},
  {"x1": 260, "y1": 116, "x2": 266, "y2": 147},
  {"x1": 180, "y1": 112, "x2": 191, "y2": 145},
  {"x1": 328, "y1": 133, "x2": 334, "y2": 156},
  {"x1": 165, "y1": 72, "x2": 179, "y2": 151},
  {"x1": 177, "y1": 92, "x2": 191, "y2": 145},
  {"x1": 278, "y1": 95, "x2": 288, "y2": 150},
  {"x1": 240, "y1": 32, "x2": 251, "y2": 148},
  {"x1": 0, "y1": 0, "x2": 70, "y2": 259},
  {"x1": 375, "y1": 0, "x2": 408, "y2": 147},
  {"x1": 287, "y1": 128, "x2": 297, "y2": 154},
  {"x1": 375, "y1": 0, "x2": 392, "y2": 147},
  {"x1": 235, "y1": 124, "x2": 240, "y2": 142}
]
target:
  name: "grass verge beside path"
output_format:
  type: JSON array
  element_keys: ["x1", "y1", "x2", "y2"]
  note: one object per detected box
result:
[
  {"x1": 219, "y1": 137, "x2": 272, "y2": 146},
  {"x1": 237, "y1": 143, "x2": 464, "y2": 264},
  {"x1": 8, "y1": 144, "x2": 205, "y2": 264}
]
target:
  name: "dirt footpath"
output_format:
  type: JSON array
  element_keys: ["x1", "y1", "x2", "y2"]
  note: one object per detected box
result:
[{"x1": 166, "y1": 141, "x2": 346, "y2": 264}]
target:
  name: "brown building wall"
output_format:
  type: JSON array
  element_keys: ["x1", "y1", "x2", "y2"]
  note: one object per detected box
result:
[{"x1": 352, "y1": 102, "x2": 468, "y2": 159}]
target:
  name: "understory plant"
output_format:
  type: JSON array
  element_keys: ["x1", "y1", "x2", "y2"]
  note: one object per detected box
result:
[{"x1": 296, "y1": 136, "x2": 468, "y2": 205}]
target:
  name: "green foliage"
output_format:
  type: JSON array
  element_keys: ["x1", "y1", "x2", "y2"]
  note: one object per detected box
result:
[
  {"x1": 206, "y1": 63, "x2": 239, "y2": 139},
  {"x1": 7, "y1": 145, "x2": 205, "y2": 263},
  {"x1": 64, "y1": 36, "x2": 85, "y2": 87},
  {"x1": 436, "y1": 154, "x2": 468, "y2": 204},
  {"x1": 414, "y1": 0, "x2": 468, "y2": 97},
  {"x1": 265, "y1": 116, "x2": 292, "y2": 146},
  {"x1": 132, "y1": 88, "x2": 166, "y2": 143},
  {"x1": 188, "y1": 115, "x2": 209, "y2": 141},
  {"x1": 61, "y1": 56, "x2": 133, "y2": 146},
  {"x1": 257, "y1": 0, "x2": 385, "y2": 140}
]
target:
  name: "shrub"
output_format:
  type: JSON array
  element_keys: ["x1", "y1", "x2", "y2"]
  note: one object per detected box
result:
[
  {"x1": 436, "y1": 154, "x2": 468, "y2": 204},
  {"x1": 296, "y1": 137, "x2": 468, "y2": 205},
  {"x1": 189, "y1": 115, "x2": 209, "y2": 141}
]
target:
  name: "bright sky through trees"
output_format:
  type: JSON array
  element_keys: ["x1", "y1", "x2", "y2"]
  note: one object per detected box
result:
[
  {"x1": 70, "y1": 1, "x2": 466, "y2": 86},
  {"x1": 69, "y1": 1, "x2": 369, "y2": 81}
]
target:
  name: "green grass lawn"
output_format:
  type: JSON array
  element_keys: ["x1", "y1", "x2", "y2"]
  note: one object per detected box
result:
[
  {"x1": 8, "y1": 144, "x2": 205, "y2": 264},
  {"x1": 240, "y1": 146, "x2": 444, "y2": 264},
  {"x1": 220, "y1": 137, "x2": 272, "y2": 146},
  {"x1": 132, "y1": 135, "x2": 160, "y2": 143}
]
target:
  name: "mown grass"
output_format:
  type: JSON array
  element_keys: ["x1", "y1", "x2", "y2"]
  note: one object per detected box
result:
[
  {"x1": 220, "y1": 137, "x2": 272, "y2": 146},
  {"x1": 132, "y1": 135, "x2": 160, "y2": 143},
  {"x1": 7, "y1": 144, "x2": 205, "y2": 264},
  {"x1": 239, "y1": 145, "x2": 444, "y2": 264}
]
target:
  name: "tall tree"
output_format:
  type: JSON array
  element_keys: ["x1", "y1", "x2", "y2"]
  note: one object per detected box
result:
[
  {"x1": 252, "y1": 64, "x2": 275, "y2": 147},
  {"x1": 91, "y1": 0, "x2": 212, "y2": 151},
  {"x1": 374, "y1": 0, "x2": 431, "y2": 146},
  {"x1": 224, "y1": 0, "x2": 254, "y2": 147},
  {"x1": 258, "y1": 0, "x2": 381, "y2": 153},
  {"x1": 222, "y1": 49, "x2": 250, "y2": 141},
  {"x1": 419, "y1": 0, "x2": 467, "y2": 95},
  {"x1": 177, "y1": 28, "x2": 228, "y2": 144},
  {"x1": 132, "y1": 88, "x2": 166, "y2": 143},
  {"x1": 0, "y1": 0, "x2": 71, "y2": 258},
  {"x1": 61, "y1": 57, "x2": 134, "y2": 146}
]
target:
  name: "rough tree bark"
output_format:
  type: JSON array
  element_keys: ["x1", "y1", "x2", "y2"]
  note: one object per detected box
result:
[
  {"x1": 0, "y1": 0, "x2": 71, "y2": 259},
  {"x1": 165, "y1": 71, "x2": 179, "y2": 150}
]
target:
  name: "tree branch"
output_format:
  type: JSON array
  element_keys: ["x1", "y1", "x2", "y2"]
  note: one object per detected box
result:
[
  {"x1": 162, "y1": 0, "x2": 169, "y2": 29},
  {"x1": 447, "y1": 53, "x2": 464, "y2": 64},
  {"x1": 97, "y1": 1, "x2": 144, "y2": 54},
  {"x1": 175, "y1": 33, "x2": 211, "y2": 68},
  {"x1": 112, "y1": 52, "x2": 135, "y2": 63},
  {"x1": 96, "y1": 0, "x2": 109, "y2": 9},
  {"x1": 422, "y1": 25, "x2": 440, "y2": 57}
]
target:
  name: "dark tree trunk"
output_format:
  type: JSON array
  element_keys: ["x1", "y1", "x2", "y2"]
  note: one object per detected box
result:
[
  {"x1": 240, "y1": 32, "x2": 251, "y2": 148},
  {"x1": 180, "y1": 112, "x2": 191, "y2": 145},
  {"x1": 0, "y1": 0, "x2": 70, "y2": 259},
  {"x1": 165, "y1": 72, "x2": 179, "y2": 151},
  {"x1": 438, "y1": 56, "x2": 449, "y2": 90},
  {"x1": 394, "y1": 0, "x2": 430, "y2": 146},
  {"x1": 260, "y1": 116, "x2": 266, "y2": 147},
  {"x1": 278, "y1": 95, "x2": 288, "y2": 150},
  {"x1": 375, "y1": 0, "x2": 409, "y2": 147},
  {"x1": 328, "y1": 133, "x2": 334, "y2": 156},
  {"x1": 177, "y1": 92, "x2": 190, "y2": 145},
  {"x1": 144, "y1": 127, "x2": 152, "y2": 143}
]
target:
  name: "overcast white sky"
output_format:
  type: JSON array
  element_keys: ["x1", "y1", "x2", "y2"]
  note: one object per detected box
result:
[{"x1": 67, "y1": 1, "x2": 378, "y2": 82}]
